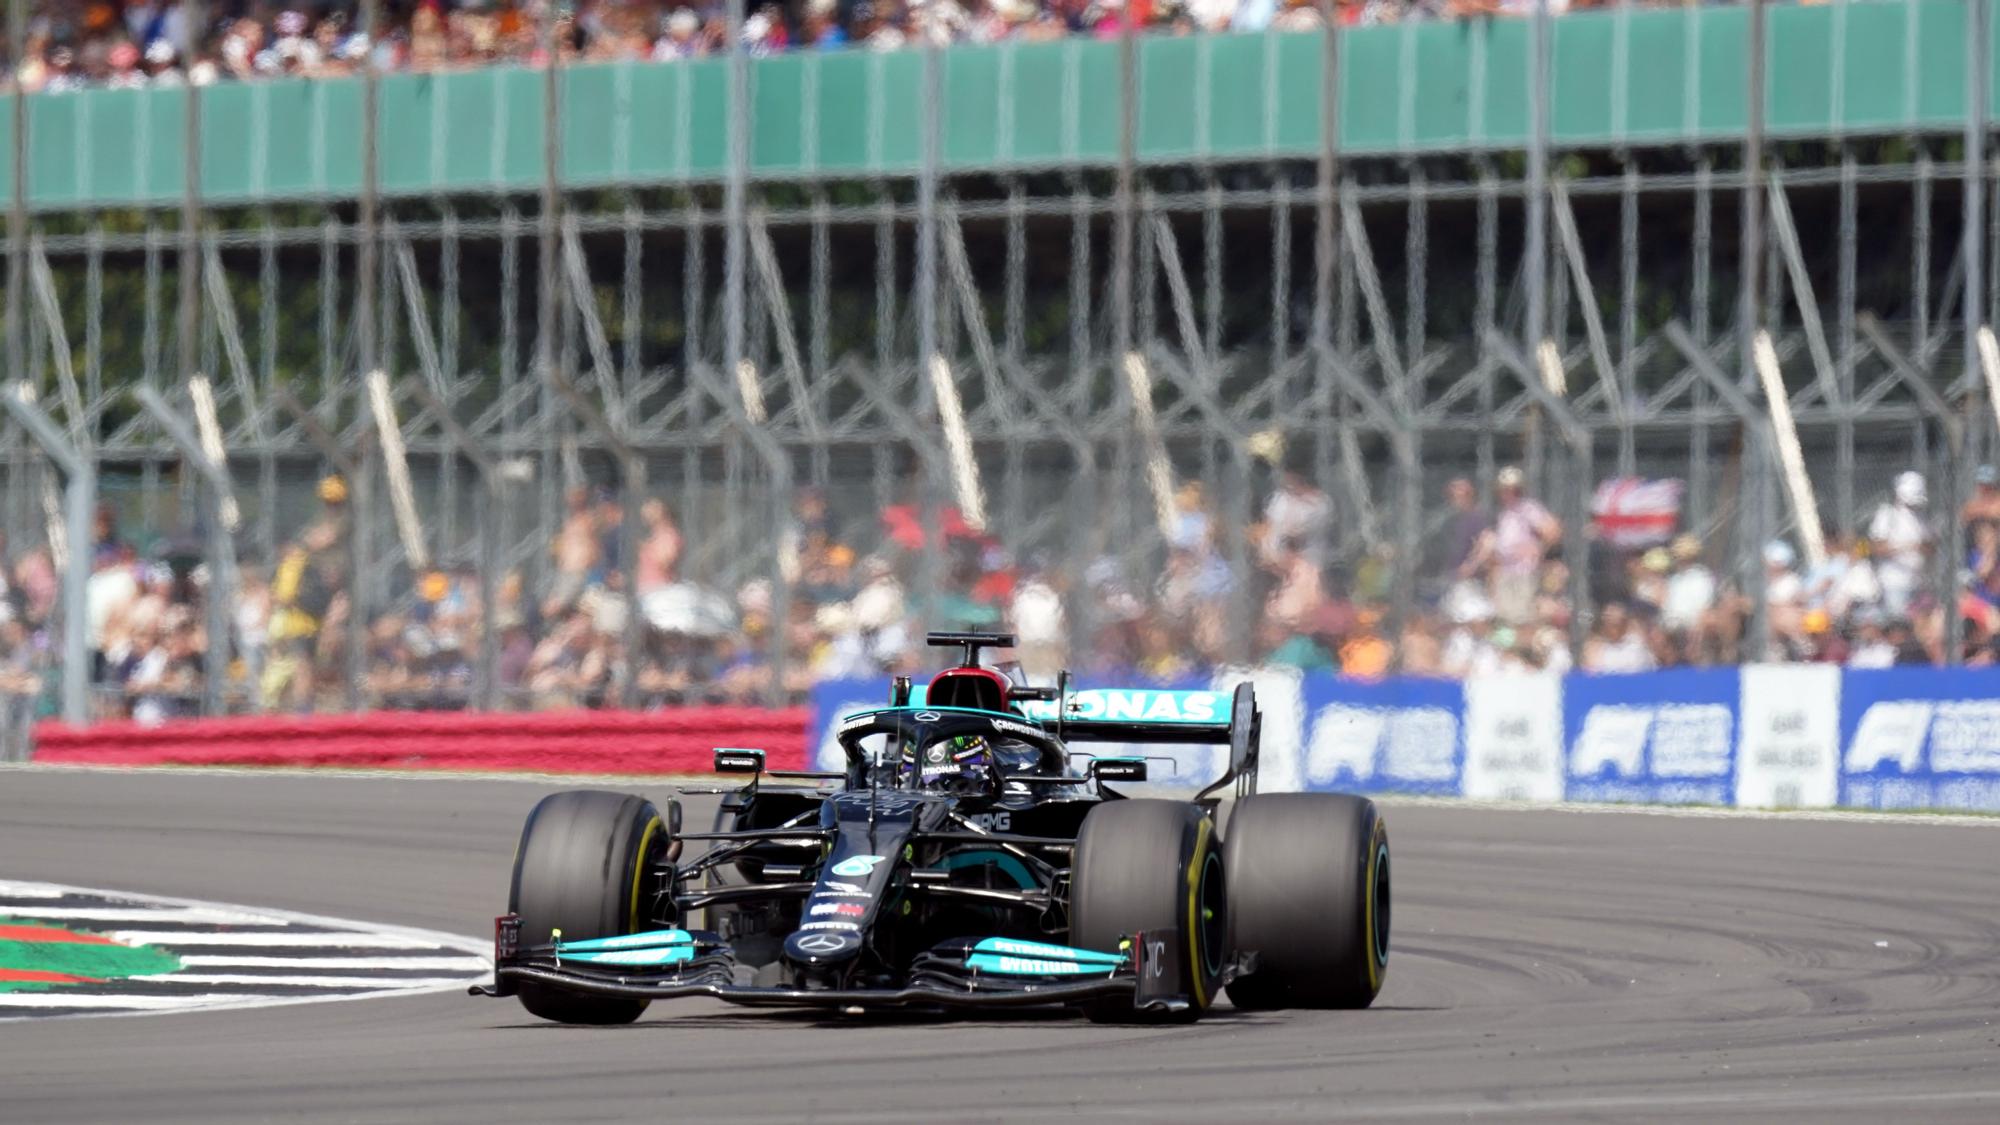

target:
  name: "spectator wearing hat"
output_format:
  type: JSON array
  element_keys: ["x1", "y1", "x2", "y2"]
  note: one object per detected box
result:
[
  {"x1": 654, "y1": 7, "x2": 705, "y2": 58},
  {"x1": 262, "y1": 474, "x2": 351, "y2": 711},
  {"x1": 1484, "y1": 465, "x2": 1560, "y2": 627},
  {"x1": 1441, "y1": 585, "x2": 1501, "y2": 679},
  {"x1": 1629, "y1": 547, "x2": 1671, "y2": 617},
  {"x1": 1868, "y1": 470, "x2": 1932, "y2": 615},
  {"x1": 1659, "y1": 533, "x2": 1714, "y2": 637}
]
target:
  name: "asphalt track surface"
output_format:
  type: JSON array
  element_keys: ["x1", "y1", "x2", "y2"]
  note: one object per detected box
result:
[{"x1": 2, "y1": 769, "x2": 1998, "y2": 1123}]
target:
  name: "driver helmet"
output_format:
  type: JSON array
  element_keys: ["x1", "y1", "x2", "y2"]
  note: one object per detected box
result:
[{"x1": 900, "y1": 734, "x2": 993, "y2": 793}]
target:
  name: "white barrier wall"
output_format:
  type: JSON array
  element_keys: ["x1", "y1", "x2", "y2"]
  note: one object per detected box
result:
[{"x1": 812, "y1": 664, "x2": 2000, "y2": 811}]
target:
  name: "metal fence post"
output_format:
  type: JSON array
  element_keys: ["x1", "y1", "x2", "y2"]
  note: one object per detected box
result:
[
  {"x1": 133, "y1": 385, "x2": 236, "y2": 716},
  {"x1": 1954, "y1": 0, "x2": 1988, "y2": 665},
  {"x1": 405, "y1": 379, "x2": 504, "y2": 710},
  {"x1": 916, "y1": 22, "x2": 949, "y2": 636},
  {"x1": 330, "y1": 3, "x2": 380, "y2": 715},
  {"x1": 6, "y1": 0, "x2": 24, "y2": 413},
  {"x1": 0, "y1": 389, "x2": 89, "y2": 724},
  {"x1": 1738, "y1": 0, "x2": 1770, "y2": 660}
]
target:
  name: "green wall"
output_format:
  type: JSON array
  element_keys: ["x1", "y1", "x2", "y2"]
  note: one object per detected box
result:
[{"x1": 1, "y1": 0, "x2": 1990, "y2": 211}]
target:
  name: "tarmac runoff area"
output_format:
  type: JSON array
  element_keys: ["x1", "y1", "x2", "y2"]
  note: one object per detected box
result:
[{"x1": 0, "y1": 767, "x2": 1996, "y2": 1123}]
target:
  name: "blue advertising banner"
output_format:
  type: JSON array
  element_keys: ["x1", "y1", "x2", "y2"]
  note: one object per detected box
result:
[
  {"x1": 811, "y1": 664, "x2": 2000, "y2": 811},
  {"x1": 1563, "y1": 667, "x2": 1738, "y2": 805},
  {"x1": 1297, "y1": 675, "x2": 1465, "y2": 797},
  {"x1": 808, "y1": 678, "x2": 897, "y2": 771},
  {"x1": 1839, "y1": 667, "x2": 2000, "y2": 810},
  {"x1": 806, "y1": 675, "x2": 1223, "y2": 783}
]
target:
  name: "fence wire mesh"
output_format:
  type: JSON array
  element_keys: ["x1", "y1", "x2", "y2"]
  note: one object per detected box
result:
[{"x1": 2, "y1": 10, "x2": 1996, "y2": 728}]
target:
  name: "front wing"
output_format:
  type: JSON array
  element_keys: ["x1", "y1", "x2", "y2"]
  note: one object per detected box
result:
[{"x1": 469, "y1": 916, "x2": 1196, "y2": 1014}]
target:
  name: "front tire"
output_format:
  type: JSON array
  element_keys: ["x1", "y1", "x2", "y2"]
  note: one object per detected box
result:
[
  {"x1": 509, "y1": 789, "x2": 669, "y2": 1024},
  {"x1": 1069, "y1": 799, "x2": 1227, "y2": 1023},
  {"x1": 1224, "y1": 793, "x2": 1389, "y2": 1010}
]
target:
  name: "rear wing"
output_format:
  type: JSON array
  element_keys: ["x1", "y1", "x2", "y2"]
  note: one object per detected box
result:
[{"x1": 1022, "y1": 681, "x2": 1260, "y2": 799}]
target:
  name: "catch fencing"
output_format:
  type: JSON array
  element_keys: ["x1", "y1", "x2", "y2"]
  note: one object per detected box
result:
[{"x1": 4, "y1": 0, "x2": 2000, "y2": 730}]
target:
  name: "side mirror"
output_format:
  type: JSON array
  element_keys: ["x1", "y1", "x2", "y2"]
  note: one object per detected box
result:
[
  {"x1": 714, "y1": 748, "x2": 767, "y2": 774},
  {"x1": 1090, "y1": 757, "x2": 1148, "y2": 783}
]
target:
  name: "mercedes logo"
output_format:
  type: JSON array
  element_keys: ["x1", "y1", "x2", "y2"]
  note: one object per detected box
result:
[
  {"x1": 796, "y1": 933, "x2": 850, "y2": 954},
  {"x1": 914, "y1": 711, "x2": 942, "y2": 722}
]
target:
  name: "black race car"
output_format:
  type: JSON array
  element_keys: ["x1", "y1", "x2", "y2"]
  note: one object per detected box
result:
[{"x1": 474, "y1": 631, "x2": 1391, "y2": 1023}]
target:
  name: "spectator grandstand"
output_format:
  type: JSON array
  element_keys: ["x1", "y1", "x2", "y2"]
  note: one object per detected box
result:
[
  {"x1": 0, "y1": 0, "x2": 1990, "y2": 749},
  {"x1": 9, "y1": 0, "x2": 1633, "y2": 93}
]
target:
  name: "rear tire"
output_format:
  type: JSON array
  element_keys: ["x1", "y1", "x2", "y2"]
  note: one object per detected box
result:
[
  {"x1": 1069, "y1": 799, "x2": 1227, "y2": 1023},
  {"x1": 1224, "y1": 793, "x2": 1389, "y2": 1010},
  {"x1": 509, "y1": 789, "x2": 669, "y2": 1025}
]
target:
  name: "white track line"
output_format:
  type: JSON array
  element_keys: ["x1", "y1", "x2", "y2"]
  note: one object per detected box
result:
[
  {"x1": 0, "y1": 878, "x2": 489, "y2": 1023},
  {"x1": 103, "y1": 930, "x2": 450, "y2": 949},
  {"x1": 0, "y1": 906, "x2": 281, "y2": 924},
  {"x1": 132, "y1": 974, "x2": 484, "y2": 990},
  {"x1": 0, "y1": 993, "x2": 305, "y2": 1010},
  {"x1": 176, "y1": 955, "x2": 489, "y2": 971}
]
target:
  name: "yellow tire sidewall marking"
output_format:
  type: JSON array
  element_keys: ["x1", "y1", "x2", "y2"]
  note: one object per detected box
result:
[
  {"x1": 628, "y1": 816, "x2": 663, "y2": 932},
  {"x1": 1186, "y1": 815, "x2": 1213, "y2": 1010}
]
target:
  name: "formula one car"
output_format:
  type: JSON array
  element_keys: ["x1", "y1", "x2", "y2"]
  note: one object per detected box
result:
[{"x1": 473, "y1": 631, "x2": 1390, "y2": 1024}]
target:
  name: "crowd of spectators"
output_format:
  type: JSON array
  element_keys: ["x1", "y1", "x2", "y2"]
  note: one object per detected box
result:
[
  {"x1": 0, "y1": 441, "x2": 1978, "y2": 722},
  {"x1": 9, "y1": 0, "x2": 1628, "y2": 93}
]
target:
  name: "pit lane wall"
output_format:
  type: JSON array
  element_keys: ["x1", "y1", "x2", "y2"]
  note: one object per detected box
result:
[{"x1": 811, "y1": 666, "x2": 2000, "y2": 812}]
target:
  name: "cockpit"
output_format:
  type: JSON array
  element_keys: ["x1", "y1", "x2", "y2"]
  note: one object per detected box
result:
[{"x1": 836, "y1": 708, "x2": 1067, "y2": 795}]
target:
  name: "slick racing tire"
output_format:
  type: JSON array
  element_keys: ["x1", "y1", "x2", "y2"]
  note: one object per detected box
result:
[
  {"x1": 509, "y1": 789, "x2": 670, "y2": 1025},
  {"x1": 1070, "y1": 799, "x2": 1227, "y2": 1023},
  {"x1": 1224, "y1": 793, "x2": 1389, "y2": 1010}
]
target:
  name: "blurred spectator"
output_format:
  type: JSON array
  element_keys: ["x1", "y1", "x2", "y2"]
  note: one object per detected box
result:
[
  {"x1": 1962, "y1": 464, "x2": 2000, "y2": 525},
  {"x1": 1659, "y1": 533, "x2": 1714, "y2": 637},
  {"x1": 1008, "y1": 560, "x2": 1067, "y2": 679},
  {"x1": 0, "y1": 0, "x2": 1743, "y2": 114},
  {"x1": 636, "y1": 499, "x2": 683, "y2": 595},
  {"x1": 1868, "y1": 470, "x2": 1931, "y2": 615},
  {"x1": 1259, "y1": 465, "x2": 1332, "y2": 565},
  {"x1": 544, "y1": 485, "x2": 600, "y2": 620},
  {"x1": 262, "y1": 474, "x2": 349, "y2": 712},
  {"x1": 1262, "y1": 536, "x2": 1324, "y2": 633},
  {"x1": 1441, "y1": 586, "x2": 1501, "y2": 678},
  {"x1": 1338, "y1": 608, "x2": 1392, "y2": 679},
  {"x1": 1428, "y1": 476, "x2": 1491, "y2": 596},
  {"x1": 1581, "y1": 601, "x2": 1654, "y2": 675},
  {"x1": 1486, "y1": 465, "x2": 1560, "y2": 626}
]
